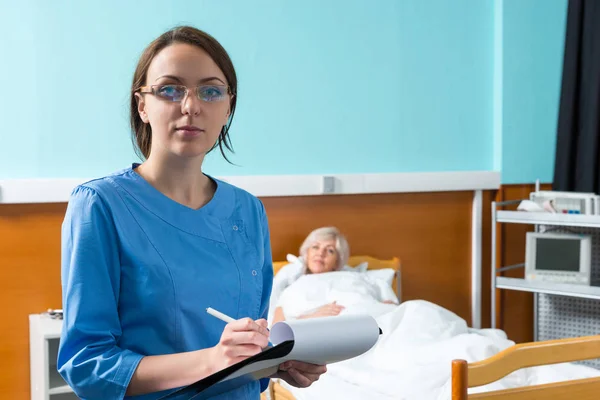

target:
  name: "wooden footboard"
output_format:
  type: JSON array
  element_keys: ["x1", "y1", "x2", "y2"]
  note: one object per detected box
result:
[
  {"x1": 259, "y1": 381, "x2": 296, "y2": 400},
  {"x1": 270, "y1": 381, "x2": 296, "y2": 400},
  {"x1": 452, "y1": 334, "x2": 600, "y2": 399},
  {"x1": 260, "y1": 381, "x2": 296, "y2": 400},
  {"x1": 265, "y1": 335, "x2": 600, "y2": 400}
]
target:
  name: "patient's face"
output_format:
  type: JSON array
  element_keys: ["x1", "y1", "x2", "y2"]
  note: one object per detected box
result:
[{"x1": 306, "y1": 238, "x2": 339, "y2": 274}]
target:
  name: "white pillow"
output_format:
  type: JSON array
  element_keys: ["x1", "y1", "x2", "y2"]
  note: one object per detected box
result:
[
  {"x1": 341, "y1": 261, "x2": 368, "y2": 273},
  {"x1": 366, "y1": 268, "x2": 395, "y2": 287},
  {"x1": 279, "y1": 256, "x2": 396, "y2": 302},
  {"x1": 268, "y1": 255, "x2": 305, "y2": 326},
  {"x1": 365, "y1": 268, "x2": 398, "y2": 304},
  {"x1": 286, "y1": 253, "x2": 303, "y2": 264}
]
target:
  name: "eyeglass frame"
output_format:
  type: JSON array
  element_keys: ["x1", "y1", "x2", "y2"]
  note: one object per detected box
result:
[{"x1": 136, "y1": 84, "x2": 235, "y2": 103}]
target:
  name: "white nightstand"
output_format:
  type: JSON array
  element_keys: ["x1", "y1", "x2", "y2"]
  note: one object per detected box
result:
[{"x1": 29, "y1": 314, "x2": 77, "y2": 400}]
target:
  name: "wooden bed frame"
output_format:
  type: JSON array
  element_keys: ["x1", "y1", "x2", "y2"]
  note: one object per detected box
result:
[
  {"x1": 451, "y1": 334, "x2": 600, "y2": 399},
  {"x1": 267, "y1": 335, "x2": 600, "y2": 400},
  {"x1": 261, "y1": 255, "x2": 600, "y2": 400}
]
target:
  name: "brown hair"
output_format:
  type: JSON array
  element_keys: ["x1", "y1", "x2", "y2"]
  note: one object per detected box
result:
[{"x1": 130, "y1": 26, "x2": 237, "y2": 162}]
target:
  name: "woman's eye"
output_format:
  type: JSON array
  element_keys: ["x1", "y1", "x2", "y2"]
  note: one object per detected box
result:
[
  {"x1": 199, "y1": 86, "x2": 226, "y2": 102},
  {"x1": 157, "y1": 85, "x2": 184, "y2": 100}
]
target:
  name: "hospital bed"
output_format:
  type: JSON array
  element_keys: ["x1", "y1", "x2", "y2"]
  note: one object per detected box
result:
[{"x1": 261, "y1": 256, "x2": 600, "y2": 400}]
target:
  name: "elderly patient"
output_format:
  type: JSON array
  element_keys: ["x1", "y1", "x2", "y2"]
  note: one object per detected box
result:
[{"x1": 271, "y1": 227, "x2": 396, "y2": 325}]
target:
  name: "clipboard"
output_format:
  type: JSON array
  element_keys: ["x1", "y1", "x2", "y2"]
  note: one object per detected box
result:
[{"x1": 158, "y1": 314, "x2": 382, "y2": 399}]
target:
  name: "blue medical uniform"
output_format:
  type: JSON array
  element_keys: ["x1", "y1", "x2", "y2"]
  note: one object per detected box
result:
[{"x1": 57, "y1": 165, "x2": 274, "y2": 400}]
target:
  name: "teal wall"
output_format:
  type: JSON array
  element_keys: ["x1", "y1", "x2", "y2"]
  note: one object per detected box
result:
[
  {"x1": 0, "y1": 0, "x2": 568, "y2": 184},
  {"x1": 501, "y1": 0, "x2": 568, "y2": 184}
]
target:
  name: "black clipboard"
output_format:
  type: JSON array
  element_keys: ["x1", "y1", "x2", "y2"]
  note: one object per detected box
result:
[{"x1": 158, "y1": 340, "x2": 294, "y2": 400}]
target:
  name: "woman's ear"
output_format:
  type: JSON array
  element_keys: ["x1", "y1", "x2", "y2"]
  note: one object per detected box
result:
[
  {"x1": 223, "y1": 96, "x2": 234, "y2": 125},
  {"x1": 135, "y1": 93, "x2": 149, "y2": 123},
  {"x1": 223, "y1": 107, "x2": 231, "y2": 126}
]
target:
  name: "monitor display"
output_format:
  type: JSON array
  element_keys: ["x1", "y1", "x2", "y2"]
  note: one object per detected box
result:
[{"x1": 535, "y1": 238, "x2": 581, "y2": 272}]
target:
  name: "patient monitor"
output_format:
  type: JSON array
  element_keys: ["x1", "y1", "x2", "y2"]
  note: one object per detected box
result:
[{"x1": 525, "y1": 232, "x2": 592, "y2": 285}]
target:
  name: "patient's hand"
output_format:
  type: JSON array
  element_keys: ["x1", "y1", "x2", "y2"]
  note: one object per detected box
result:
[{"x1": 300, "y1": 301, "x2": 345, "y2": 319}]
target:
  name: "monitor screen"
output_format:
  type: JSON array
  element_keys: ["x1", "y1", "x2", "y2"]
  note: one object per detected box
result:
[{"x1": 536, "y1": 238, "x2": 581, "y2": 272}]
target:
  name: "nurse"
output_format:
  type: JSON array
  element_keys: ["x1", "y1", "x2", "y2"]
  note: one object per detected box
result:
[{"x1": 57, "y1": 26, "x2": 326, "y2": 399}]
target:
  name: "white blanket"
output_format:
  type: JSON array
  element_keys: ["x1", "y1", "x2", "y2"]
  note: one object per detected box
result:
[{"x1": 274, "y1": 272, "x2": 600, "y2": 400}]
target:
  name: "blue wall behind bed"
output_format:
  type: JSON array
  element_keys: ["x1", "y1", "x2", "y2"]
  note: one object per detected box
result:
[
  {"x1": 500, "y1": 0, "x2": 568, "y2": 184},
  {"x1": 0, "y1": 0, "x2": 567, "y2": 184}
]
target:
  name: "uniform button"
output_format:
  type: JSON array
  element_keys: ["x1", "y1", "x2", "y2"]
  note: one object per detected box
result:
[
  {"x1": 232, "y1": 225, "x2": 238, "y2": 231},
  {"x1": 252, "y1": 270, "x2": 258, "y2": 276}
]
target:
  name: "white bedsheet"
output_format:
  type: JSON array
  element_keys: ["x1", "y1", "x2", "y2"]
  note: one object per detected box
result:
[{"x1": 273, "y1": 272, "x2": 600, "y2": 400}]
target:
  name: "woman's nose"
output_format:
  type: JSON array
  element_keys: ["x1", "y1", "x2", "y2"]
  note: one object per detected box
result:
[{"x1": 181, "y1": 91, "x2": 202, "y2": 116}]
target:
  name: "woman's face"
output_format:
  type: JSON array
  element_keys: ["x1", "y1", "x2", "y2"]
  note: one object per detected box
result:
[
  {"x1": 306, "y1": 238, "x2": 339, "y2": 274},
  {"x1": 135, "y1": 43, "x2": 232, "y2": 160}
]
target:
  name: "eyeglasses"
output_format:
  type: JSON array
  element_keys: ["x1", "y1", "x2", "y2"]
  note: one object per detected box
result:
[{"x1": 137, "y1": 84, "x2": 233, "y2": 103}]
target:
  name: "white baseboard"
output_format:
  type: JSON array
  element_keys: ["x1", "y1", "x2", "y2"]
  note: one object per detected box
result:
[{"x1": 0, "y1": 171, "x2": 500, "y2": 204}]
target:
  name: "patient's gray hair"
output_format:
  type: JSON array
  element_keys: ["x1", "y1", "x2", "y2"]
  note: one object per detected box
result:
[{"x1": 299, "y1": 227, "x2": 350, "y2": 270}]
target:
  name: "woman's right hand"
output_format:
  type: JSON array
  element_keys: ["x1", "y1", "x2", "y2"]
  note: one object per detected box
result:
[
  {"x1": 301, "y1": 301, "x2": 345, "y2": 319},
  {"x1": 209, "y1": 318, "x2": 270, "y2": 373}
]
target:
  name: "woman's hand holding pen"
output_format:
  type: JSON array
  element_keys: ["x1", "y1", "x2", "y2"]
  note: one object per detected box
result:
[
  {"x1": 204, "y1": 308, "x2": 326, "y2": 389},
  {"x1": 209, "y1": 318, "x2": 270, "y2": 373}
]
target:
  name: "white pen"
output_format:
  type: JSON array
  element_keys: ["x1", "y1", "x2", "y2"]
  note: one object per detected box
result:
[{"x1": 206, "y1": 307, "x2": 236, "y2": 324}]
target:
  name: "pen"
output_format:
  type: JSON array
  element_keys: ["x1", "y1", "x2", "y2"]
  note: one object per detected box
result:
[{"x1": 206, "y1": 307, "x2": 236, "y2": 324}]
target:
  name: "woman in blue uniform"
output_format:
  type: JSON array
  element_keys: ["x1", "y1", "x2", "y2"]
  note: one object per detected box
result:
[{"x1": 57, "y1": 26, "x2": 325, "y2": 399}]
